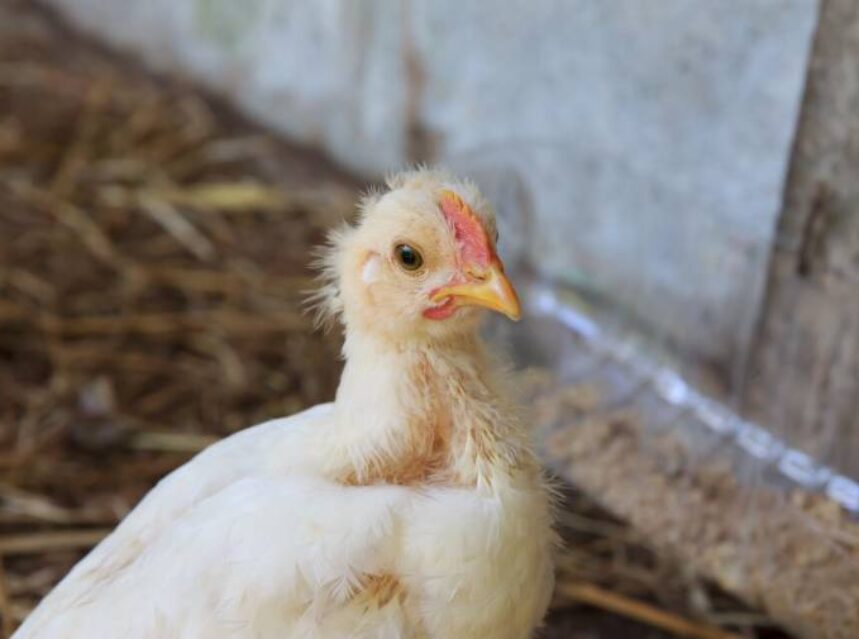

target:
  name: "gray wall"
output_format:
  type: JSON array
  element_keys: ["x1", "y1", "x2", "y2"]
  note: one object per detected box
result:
[{"x1": 49, "y1": 0, "x2": 818, "y2": 373}]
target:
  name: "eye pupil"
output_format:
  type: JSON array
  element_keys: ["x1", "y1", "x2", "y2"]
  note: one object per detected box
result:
[{"x1": 395, "y1": 244, "x2": 423, "y2": 271}]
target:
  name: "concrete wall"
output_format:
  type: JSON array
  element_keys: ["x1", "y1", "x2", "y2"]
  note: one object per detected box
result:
[{"x1": 48, "y1": 0, "x2": 819, "y2": 373}]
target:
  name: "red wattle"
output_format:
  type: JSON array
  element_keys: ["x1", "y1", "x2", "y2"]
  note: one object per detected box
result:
[{"x1": 423, "y1": 297, "x2": 458, "y2": 320}]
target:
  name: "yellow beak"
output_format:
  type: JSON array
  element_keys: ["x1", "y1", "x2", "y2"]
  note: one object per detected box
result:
[{"x1": 431, "y1": 261, "x2": 522, "y2": 321}]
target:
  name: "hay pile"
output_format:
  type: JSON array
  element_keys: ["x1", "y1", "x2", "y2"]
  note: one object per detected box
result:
[{"x1": 0, "y1": 4, "x2": 355, "y2": 629}]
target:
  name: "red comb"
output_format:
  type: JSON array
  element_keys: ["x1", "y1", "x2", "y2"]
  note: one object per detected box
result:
[{"x1": 439, "y1": 190, "x2": 493, "y2": 268}]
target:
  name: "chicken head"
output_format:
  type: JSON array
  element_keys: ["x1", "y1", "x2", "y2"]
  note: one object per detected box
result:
[{"x1": 316, "y1": 168, "x2": 520, "y2": 343}]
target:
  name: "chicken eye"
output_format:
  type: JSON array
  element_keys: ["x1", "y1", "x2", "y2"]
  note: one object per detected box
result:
[{"x1": 394, "y1": 244, "x2": 423, "y2": 271}]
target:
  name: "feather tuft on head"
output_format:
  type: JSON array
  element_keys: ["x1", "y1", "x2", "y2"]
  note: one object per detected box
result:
[{"x1": 305, "y1": 223, "x2": 350, "y2": 331}]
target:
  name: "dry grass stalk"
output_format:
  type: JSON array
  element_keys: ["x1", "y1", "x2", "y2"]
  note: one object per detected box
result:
[
  {"x1": 0, "y1": 531, "x2": 109, "y2": 556},
  {"x1": 556, "y1": 581, "x2": 745, "y2": 639}
]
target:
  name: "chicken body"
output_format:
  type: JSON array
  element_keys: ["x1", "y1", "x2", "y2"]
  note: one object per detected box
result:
[{"x1": 14, "y1": 170, "x2": 555, "y2": 639}]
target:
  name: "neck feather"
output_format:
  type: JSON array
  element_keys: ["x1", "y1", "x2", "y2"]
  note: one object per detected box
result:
[{"x1": 326, "y1": 329, "x2": 530, "y2": 488}]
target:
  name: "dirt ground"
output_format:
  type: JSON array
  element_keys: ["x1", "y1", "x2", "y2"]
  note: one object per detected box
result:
[{"x1": 0, "y1": 3, "x2": 796, "y2": 638}]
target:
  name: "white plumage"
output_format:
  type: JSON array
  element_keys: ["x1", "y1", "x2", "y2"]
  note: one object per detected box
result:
[{"x1": 15, "y1": 169, "x2": 555, "y2": 639}]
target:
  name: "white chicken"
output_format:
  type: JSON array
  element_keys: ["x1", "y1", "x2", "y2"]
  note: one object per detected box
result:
[{"x1": 15, "y1": 168, "x2": 556, "y2": 639}]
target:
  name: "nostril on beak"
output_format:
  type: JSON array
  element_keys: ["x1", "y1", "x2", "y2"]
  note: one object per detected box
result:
[{"x1": 466, "y1": 267, "x2": 489, "y2": 282}]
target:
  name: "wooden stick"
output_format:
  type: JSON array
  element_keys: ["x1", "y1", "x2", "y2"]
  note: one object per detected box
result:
[
  {"x1": 556, "y1": 581, "x2": 744, "y2": 639},
  {"x1": 0, "y1": 530, "x2": 109, "y2": 556},
  {"x1": 0, "y1": 559, "x2": 14, "y2": 639}
]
